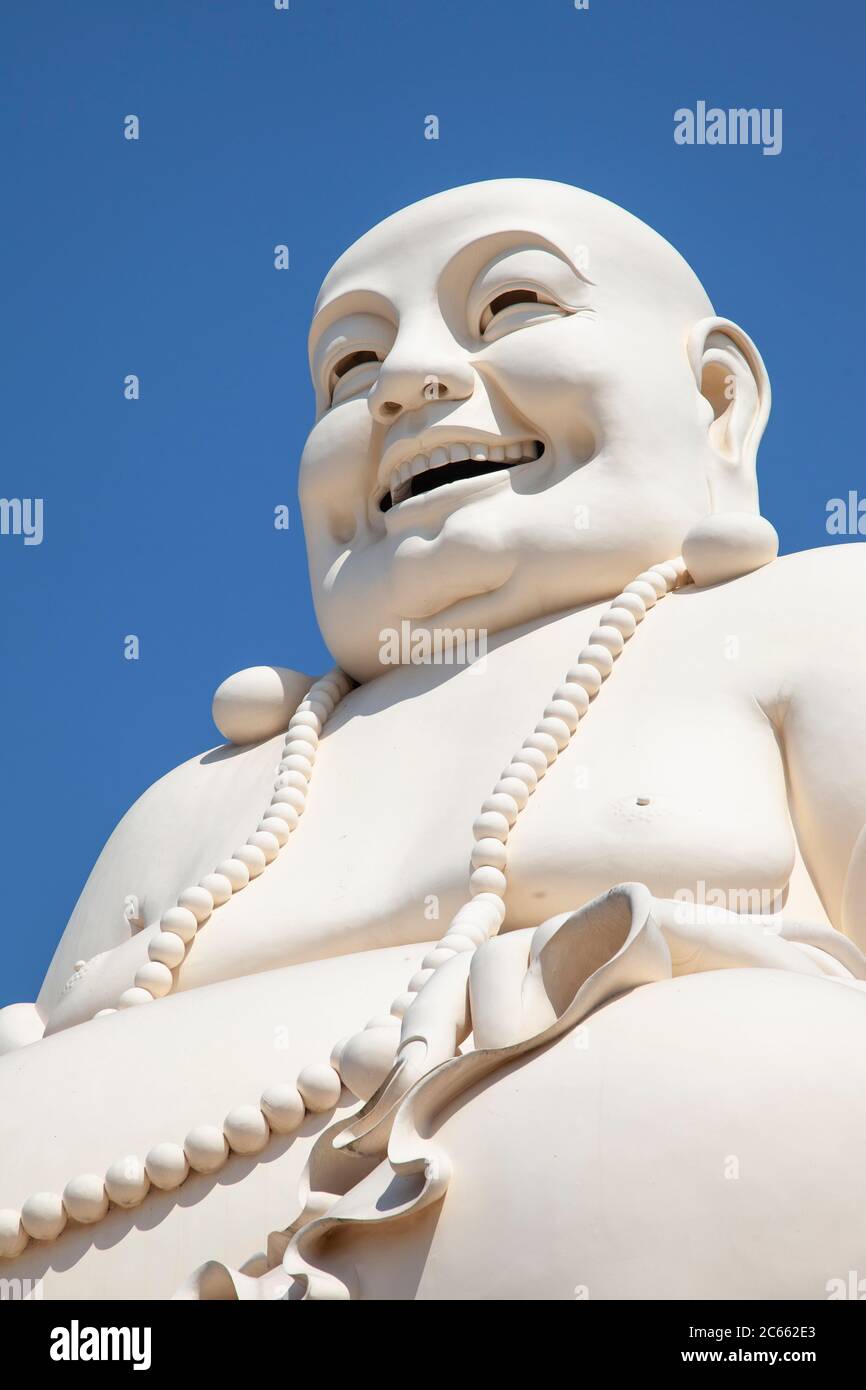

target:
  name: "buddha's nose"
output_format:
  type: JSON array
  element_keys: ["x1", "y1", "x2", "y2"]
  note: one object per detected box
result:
[{"x1": 368, "y1": 329, "x2": 474, "y2": 423}]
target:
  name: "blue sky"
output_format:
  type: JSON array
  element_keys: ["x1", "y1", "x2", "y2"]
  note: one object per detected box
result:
[{"x1": 1, "y1": 0, "x2": 864, "y2": 1006}]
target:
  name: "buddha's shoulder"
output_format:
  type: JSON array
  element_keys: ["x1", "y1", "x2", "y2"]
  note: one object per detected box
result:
[{"x1": 695, "y1": 541, "x2": 865, "y2": 614}]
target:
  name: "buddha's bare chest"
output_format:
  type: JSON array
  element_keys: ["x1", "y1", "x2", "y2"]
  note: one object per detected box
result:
[{"x1": 218, "y1": 616, "x2": 795, "y2": 954}]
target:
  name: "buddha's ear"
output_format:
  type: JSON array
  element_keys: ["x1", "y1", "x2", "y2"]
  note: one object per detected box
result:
[{"x1": 687, "y1": 316, "x2": 771, "y2": 513}]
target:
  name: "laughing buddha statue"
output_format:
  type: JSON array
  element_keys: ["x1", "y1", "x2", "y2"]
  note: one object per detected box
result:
[{"x1": 2, "y1": 179, "x2": 866, "y2": 1301}]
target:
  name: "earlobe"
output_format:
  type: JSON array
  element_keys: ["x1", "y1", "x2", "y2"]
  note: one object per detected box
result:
[{"x1": 687, "y1": 316, "x2": 771, "y2": 513}]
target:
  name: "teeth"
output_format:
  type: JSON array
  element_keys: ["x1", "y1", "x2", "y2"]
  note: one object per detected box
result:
[{"x1": 384, "y1": 440, "x2": 542, "y2": 509}]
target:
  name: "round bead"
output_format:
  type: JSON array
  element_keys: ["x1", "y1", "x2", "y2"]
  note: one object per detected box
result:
[
  {"x1": 330, "y1": 1035, "x2": 351, "y2": 1072},
  {"x1": 625, "y1": 579, "x2": 659, "y2": 606},
  {"x1": 634, "y1": 570, "x2": 667, "y2": 597},
  {"x1": 199, "y1": 872, "x2": 233, "y2": 906},
  {"x1": 472, "y1": 811, "x2": 510, "y2": 843},
  {"x1": 234, "y1": 844, "x2": 266, "y2": 878},
  {"x1": 118, "y1": 987, "x2": 153, "y2": 1008},
  {"x1": 506, "y1": 759, "x2": 539, "y2": 791},
  {"x1": 590, "y1": 625, "x2": 625, "y2": 657},
  {"x1": 265, "y1": 802, "x2": 300, "y2": 831},
  {"x1": 611, "y1": 591, "x2": 646, "y2": 621},
  {"x1": 566, "y1": 663, "x2": 603, "y2": 696},
  {"x1": 452, "y1": 896, "x2": 505, "y2": 935},
  {"x1": 326, "y1": 1028, "x2": 394, "y2": 1100},
  {"x1": 517, "y1": 743, "x2": 550, "y2": 775},
  {"x1": 63, "y1": 1173, "x2": 108, "y2": 1224},
  {"x1": 421, "y1": 947, "x2": 458, "y2": 969},
  {"x1": 247, "y1": 831, "x2": 280, "y2": 863},
  {"x1": 289, "y1": 711, "x2": 321, "y2": 736},
  {"x1": 261, "y1": 1084, "x2": 306, "y2": 1135},
  {"x1": 537, "y1": 714, "x2": 574, "y2": 748},
  {"x1": 160, "y1": 906, "x2": 199, "y2": 943},
  {"x1": 473, "y1": 890, "x2": 508, "y2": 921},
  {"x1": 148, "y1": 931, "x2": 187, "y2": 969},
  {"x1": 258, "y1": 816, "x2": 290, "y2": 846},
  {"x1": 388, "y1": 991, "x2": 417, "y2": 1018},
  {"x1": 21, "y1": 1192, "x2": 66, "y2": 1242},
  {"x1": 297, "y1": 1063, "x2": 342, "y2": 1113},
  {"x1": 177, "y1": 886, "x2": 214, "y2": 924},
  {"x1": 279, "y1": 754, "x2": 313, "y2": 781},
  {"x1": 275, "y1": 770, "x2": 308, "y2": 794},
  {"x1": 337, "y1": 1027, "x2": 399, "y2": 1101},
  {"x1": 0, "y1": 1208, "x2": 28, "y2": 1258},
  {"x1": 481, "y1": 792, "x2": 519, "y2": 825},
  {"x1": 544, "y1": 700, "x2": 578, "y2": 733},
  {"x1": 145, "y1": 1142, "x2": 189, "y2": 1191},
  {"x1": 105, "y1": 1156, "x2": 150, "y2": 1208},
  {"x1": 94, "y1": 1008, "x2": 117, "y2": 1018},
  {"x1": 271, "y1": 786, "x2": 306, "y2": 815},
  {"x1": 470, "y1": 838, "x2": 508, "y2": 872},
  {"x1": 438, "y1": 933, "x2": 477, "y2": 953},
  {"x1": 523, "y1": 731, "x2": 559, "y2": 763},
  {"x1": 600, "y1": 606, "x2": 637, "y2": 638},
  {"x1": 283, "y1": 739, "x2": 317, "y2": 763},
  {"x1": 309, "y1": 682, "x2": 337, "y2": 706},
  {"x1": 448, "y1": 919, "x2": 487, "y2": 947},
  {"x1": 553, "y1": 684, "x2": 590, "y2": 717},
  {"x1": 493, "y1": 776, "x2": 529, "y2": 810},
  {"x1": 298, "y1": 698, "x2": 329, "y2": 724},
  {"x1": 224, "y1": 1106, "x2": 270, "y2": 1156},
  {"x1": 184, "y1": 1125, "x2": 229, "y2": 1174},
  {"x1": 134, "y1": 961, "x2": 173, "y2": 998},
  {"x1": 578, "y1": 644, "x2": 614, "y2": 677},
  {"x1": 408, "y1": 967, "x2": 436, "y2": 993},
  {"x1": 470, "y1": 866, "x2": 507, "y2": 897},
  {"x1": 651, "y1": 561, "x2": 678, "y2": 588},
  {"x1": 215, "y1": 856, "x2": 250, "y2": 889}
]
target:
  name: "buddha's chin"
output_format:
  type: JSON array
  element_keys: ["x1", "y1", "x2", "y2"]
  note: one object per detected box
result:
[{"x1": 390, "y1": 547, "x2": 515, "y2": 624}]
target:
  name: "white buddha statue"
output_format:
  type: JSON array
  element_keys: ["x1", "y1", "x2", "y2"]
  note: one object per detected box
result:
[{"x1": 2, "y1": 179, "x2": 865, "y2": 1302}]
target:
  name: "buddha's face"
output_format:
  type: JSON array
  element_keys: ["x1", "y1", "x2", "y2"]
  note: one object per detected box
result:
[{"x1": 300, "y1": 180, "x2": 720, "y2": 681}]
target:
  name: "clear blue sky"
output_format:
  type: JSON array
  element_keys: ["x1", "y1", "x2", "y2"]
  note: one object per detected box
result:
[{"x1": 1, "y1": 0, "x2": 864, "y2": 1006}]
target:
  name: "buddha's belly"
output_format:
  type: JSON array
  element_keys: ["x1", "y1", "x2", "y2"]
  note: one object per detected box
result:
[
  {"x1": 0, "y1": 940, "x2": 431, "y2": 1299},
  {"x1": 334, "y1": 970, "x2": 866, "y2": 1301}
]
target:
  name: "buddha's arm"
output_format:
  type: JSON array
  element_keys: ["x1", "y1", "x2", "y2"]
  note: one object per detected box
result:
[
  {"x1": 776, "y1": 546, "x2": 866, "y2": 946},
  {"x1": 0, "y1": 732, "x2": 285, "y2": 1048}
]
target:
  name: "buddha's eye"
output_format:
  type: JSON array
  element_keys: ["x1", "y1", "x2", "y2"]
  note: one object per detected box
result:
[
  {"x1": 329, "y1": 349, "x2": 381, "y2": 406},
  {"x1": 479, "y1": 287, "x2": 564, "y2": 338}
]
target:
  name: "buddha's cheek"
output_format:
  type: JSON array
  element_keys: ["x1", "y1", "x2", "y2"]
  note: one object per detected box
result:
[
  {"x1": 477, "y1": 317, "x2": 609, "y2": 467},
  {"x1": 299, "y1": 403, "x2": 374, "y2": 548}
]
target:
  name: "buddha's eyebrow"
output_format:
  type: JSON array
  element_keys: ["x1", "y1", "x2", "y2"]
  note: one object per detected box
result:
[
  {"x1": 451, "y1": 229, "x2": 596, "y2": 286},
  {"x1": 308, "y1": 290, "x2": 395, "y2": 362}
]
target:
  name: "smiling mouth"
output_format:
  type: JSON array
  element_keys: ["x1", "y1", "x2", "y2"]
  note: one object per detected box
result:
[{"x1": 378, "y1": 439, "x2": 545, "y2": 513}]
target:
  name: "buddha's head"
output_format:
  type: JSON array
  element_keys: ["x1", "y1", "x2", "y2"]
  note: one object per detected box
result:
[{"x1": 299, "y1": 179, "x2": 770, "y2": 681}]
